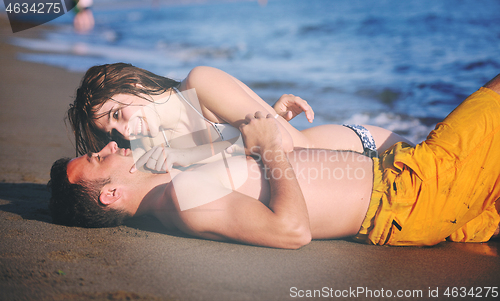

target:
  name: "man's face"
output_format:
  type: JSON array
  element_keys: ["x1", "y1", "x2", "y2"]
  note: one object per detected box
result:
[{"x1": 67, "y1": 141, "x2": 134, "y2": 184}]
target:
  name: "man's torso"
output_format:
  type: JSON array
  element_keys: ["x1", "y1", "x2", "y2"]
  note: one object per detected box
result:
[{"x1": 159, "y1": 149, "x2": 374, "y2": 240}]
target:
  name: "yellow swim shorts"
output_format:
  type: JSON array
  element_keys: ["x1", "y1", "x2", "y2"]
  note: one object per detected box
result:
[{"x1": 354, "y1": 87, "x2": 500, "y2": 246}]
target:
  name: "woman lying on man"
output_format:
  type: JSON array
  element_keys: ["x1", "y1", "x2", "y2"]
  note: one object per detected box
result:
[{"x1": 68, "y1": 63, "x2": 412, "y2": 172}]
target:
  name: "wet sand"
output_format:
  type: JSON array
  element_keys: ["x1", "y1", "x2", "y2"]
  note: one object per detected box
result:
[{"x1": 1, "y1": 17, "x2": 499, "y2": 301}]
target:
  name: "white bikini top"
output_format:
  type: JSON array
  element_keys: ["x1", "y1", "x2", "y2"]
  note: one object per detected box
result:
[{"x1": 173, "y1": 87, "x2": 240, "y2": 142}]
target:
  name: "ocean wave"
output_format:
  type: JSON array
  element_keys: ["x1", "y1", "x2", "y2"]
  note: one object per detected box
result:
[
  {"x1": 343, "y1": 112, "x2": 435, "y2": 144},
  {"x1": 7, "y1": 0, "x2": 500, "y2": 134}
]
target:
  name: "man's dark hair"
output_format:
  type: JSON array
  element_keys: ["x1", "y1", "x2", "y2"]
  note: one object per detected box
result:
[{"x1": 48, "y1": 158, "x2": 130, "y2": 227}]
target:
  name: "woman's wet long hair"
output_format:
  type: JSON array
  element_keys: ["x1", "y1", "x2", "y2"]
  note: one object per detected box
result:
[{"x1": 68, "y1": 63, "x2": 181, "y2": 155}]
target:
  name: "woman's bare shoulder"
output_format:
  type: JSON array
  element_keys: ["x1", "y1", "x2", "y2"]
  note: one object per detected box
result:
[{"x1": 184, "y1": 66, "x2": 226, "y2": 88}]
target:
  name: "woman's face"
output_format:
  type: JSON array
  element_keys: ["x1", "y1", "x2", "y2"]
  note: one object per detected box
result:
[{"x1": 94, "y1": 94, "x2": 161, "y2": 140}]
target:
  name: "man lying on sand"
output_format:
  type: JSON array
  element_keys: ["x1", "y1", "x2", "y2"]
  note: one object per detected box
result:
[{"x1": 48, "y1": 74, "x2": 500, "y2": 249}]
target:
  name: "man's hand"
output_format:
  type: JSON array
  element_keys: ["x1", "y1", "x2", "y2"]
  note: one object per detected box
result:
[
  {"x1": 239, "y1": 111, "x2": 283, "y2": 157},
  {"x1": 273, "y1": 94, "x2": 314, "y2": 123}
]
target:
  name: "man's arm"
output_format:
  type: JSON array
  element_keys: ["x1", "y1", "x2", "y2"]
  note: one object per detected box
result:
[
  {"x1": 239, "y1": 111, "x2": 312, "y2": 244},
  {"x1": 168, "y1": 112, "x2": 311, "y2": 249}
]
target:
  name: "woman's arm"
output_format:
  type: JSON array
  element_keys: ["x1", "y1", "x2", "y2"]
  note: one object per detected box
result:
[
  {"x1": 182, "y1": 66, "x2": 296, "y2": 152},
  {"x1": 131, "y1": 67, "x2": 315, "y2": 171},
  {"x1": 131, "y1": 137, "x2": 243, "y2": 173}
]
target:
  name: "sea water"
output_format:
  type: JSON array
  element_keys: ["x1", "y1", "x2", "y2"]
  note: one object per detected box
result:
[{"x1": 8, "y1": 0, "x2": 500, "y2": 143}]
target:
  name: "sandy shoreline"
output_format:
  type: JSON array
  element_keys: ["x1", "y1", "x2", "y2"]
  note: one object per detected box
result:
[
  {"x1": 0, "y1": 17, "x2": 81, "y2": 184},
  {"x1": 1, "y1": 14, "x2": 499, "y2": 301}
]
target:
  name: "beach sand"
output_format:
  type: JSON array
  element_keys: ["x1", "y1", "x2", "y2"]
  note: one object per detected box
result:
[{"x1": 1, "y1": 16, "x2": 499, "y2": 301}]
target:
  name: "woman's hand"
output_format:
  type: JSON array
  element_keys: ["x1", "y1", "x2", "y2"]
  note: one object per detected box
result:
[
  {"x1": 224, "y1": 143, "x2": 246, "y2": 155},
  {"x1": 130, "y1": 144, "x2": 189, "y2": 173},
  {"x1": 273, "y1": 94, "x2": 314, "y2": 123}
]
